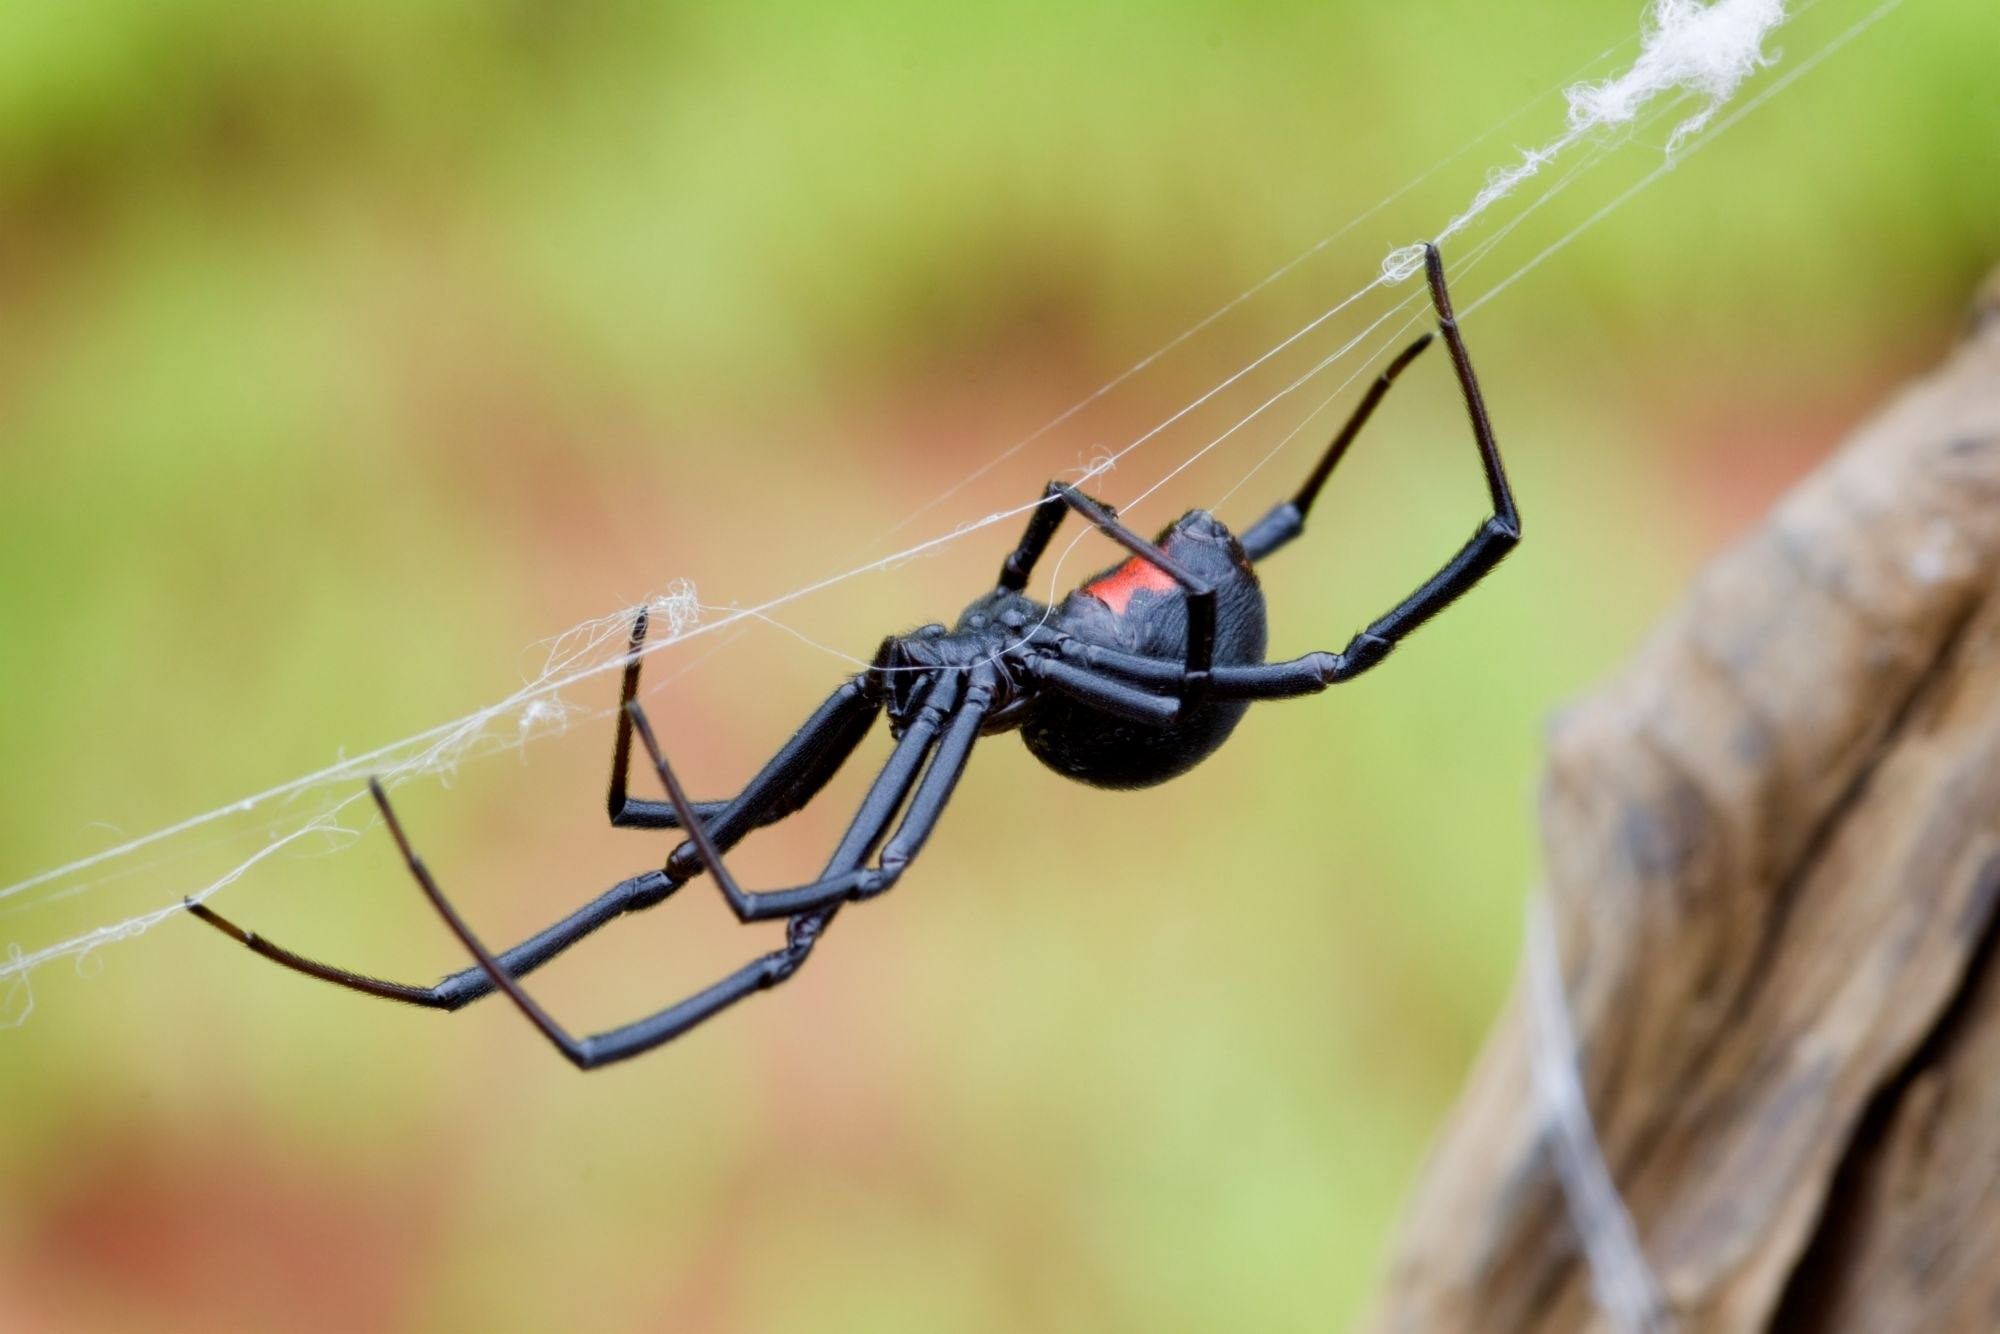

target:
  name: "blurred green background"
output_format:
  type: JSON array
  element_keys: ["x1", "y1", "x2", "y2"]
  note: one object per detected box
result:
[{"x1": 0, "y1": 1, "x2": 1993, "y2": 1330}]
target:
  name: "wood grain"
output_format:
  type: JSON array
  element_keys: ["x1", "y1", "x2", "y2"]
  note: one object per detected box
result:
[{"x1": 1372, "y1": 270, "x2": 2000, "y2": 1334}]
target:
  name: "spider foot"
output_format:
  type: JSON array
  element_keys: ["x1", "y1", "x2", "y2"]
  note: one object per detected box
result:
[
  {"x1": 185, "y1": 897, "x2": 254, "y2": 946},
  {"x1": 368, "y1": 777, "x2": 422, "y2": 869}
]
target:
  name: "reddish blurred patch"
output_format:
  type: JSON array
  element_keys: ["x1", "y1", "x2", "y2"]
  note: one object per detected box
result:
[
  {"x1": 12, "y1": 1121, "x2": 443, "y2": 1333},
  {"x1": 1650, "y1": 346, "x2": 1935, "y2": 556}
]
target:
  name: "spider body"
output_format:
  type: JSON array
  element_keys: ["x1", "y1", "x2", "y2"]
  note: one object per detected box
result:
[
  {"x1": 189, "y1": 245, "x2": 1523, "y2": 1069},
  {"x1": 1020, "y1": 507, "x2": 1268, "y2": 789},
  {"x1": 893, "y1": 505, "x2": 1268, "y2": 787}
]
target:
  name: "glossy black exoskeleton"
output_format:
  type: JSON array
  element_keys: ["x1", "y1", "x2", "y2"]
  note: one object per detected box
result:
[{"x1": 189, "y1": 245, "x2": 1521, "y2": 1069}]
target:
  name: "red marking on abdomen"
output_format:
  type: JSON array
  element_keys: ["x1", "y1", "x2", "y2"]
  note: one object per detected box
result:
[{"x1": 1084, "y1": 556, "x2": 1178, "y2": 614}]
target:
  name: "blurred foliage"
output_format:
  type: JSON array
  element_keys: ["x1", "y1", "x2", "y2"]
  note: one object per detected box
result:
[{"x1": 0, "y1": 2, "x2": 1993, "y2": 1331}]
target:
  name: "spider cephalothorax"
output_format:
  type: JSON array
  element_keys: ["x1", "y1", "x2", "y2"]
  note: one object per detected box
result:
[{"x1": 189, "y1": 244, "x2": 1521, "y2": 1069}]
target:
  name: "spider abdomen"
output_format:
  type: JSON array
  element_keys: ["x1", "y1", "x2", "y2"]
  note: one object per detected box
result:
[{"x1": 1022, "y1": 509, "x2": 1268, "y2": 790}]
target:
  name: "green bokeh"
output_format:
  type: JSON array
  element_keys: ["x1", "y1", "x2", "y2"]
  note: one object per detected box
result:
[{"x1": 1, "y1": 2, "x2": 1992, "y2": 1329}]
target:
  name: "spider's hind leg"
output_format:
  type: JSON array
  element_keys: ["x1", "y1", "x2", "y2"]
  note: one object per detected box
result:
[
  {"x1": 1239, "y1": 331, "x2": 1435, "y2": 562},
  {"x1": 1242, "y1": 245, "x2": 1516, "y2": 575},
  {"x1": 1208, "y1": 244, "x2": 1522, "y2": 694}
]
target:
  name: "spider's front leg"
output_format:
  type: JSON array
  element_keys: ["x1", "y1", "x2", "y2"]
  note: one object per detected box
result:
[
  {"x1": 185, "y1": 867, "x2": 674, "y2": 1011},
  {"x1": 411, "y1": 670, "x2": 995, "y2": 1067},
  {"x1": 629, "y1": 666, "x2": 993, "y2": 922},
  {"x1": 368, "y1": 778, "x2": 822, "y2": 1068},
  {"x1": 189, "y1": 667, "x2": 884, "y2": 1012},
  {"x1": 606, "y1": 608, "x2": 877, "y2": 832}
]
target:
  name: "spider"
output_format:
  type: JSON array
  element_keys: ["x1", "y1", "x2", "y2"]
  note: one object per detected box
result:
[{"x1": 189, "y1": 244, "x2": 1519, "y2": 1069}]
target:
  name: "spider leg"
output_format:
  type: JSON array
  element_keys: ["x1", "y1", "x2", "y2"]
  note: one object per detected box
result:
[
  {"x1": 403, "y1": 671, "x2": 995, "y2": 1067},
  {"x1": 629, "y1": 666, "x2": 995, "y2": 921},
  {"x1": 190, "y1": 674, "x2": 883, "y2": 1010},
  {"x1": 1024, "y1": 653, "x2": 1179, "y2": 725},
  {"x1": 186, "y1": 871, "x2": 671, "y2": 1010},
  {"x1": 606, "y1": 605, "x2": 704, "y2": 829},
  {"x1": 608, "y1": 608, "x2": 877, "y2": 831},
  {"x1": 1039, "y1": 246, "x2": 1518, "y2": 704},
  {"x1": 1213, "y1": 243, "x2": 1521, "y2": 694},
  {"x1": 998, "y1": 480, "x2": 1217, "y2": 681},
  {"x1": 1238, "y1": 331, "x2": 1436, "y2": 561},
  {"x1": 367, "y1": 777, "x2": 805, "y2": 1069},
  {"x1": 842, "y1": 665, "x2": 993, "y2": 898},
  {"x1": 994, "y1": 483, "x2": 1070, "y2": 591},
  {"x1": 666, "y1": 671, "x2": 961, "y2": 921}
]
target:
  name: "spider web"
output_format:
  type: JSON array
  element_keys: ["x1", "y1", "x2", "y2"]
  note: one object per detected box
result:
[{"x1": 0, "y1": 0, "x2": 1907, "y2": 1029}]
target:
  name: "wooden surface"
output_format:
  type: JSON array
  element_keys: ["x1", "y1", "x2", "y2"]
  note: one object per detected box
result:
[{"x1": 1372, "y1": 270, "x2": 2000, "y2": 1334}]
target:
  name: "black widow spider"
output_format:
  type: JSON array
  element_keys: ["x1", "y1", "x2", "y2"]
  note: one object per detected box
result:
[{"x1": 189, "y1": 244, "x2": 1519, "y2": 1069}]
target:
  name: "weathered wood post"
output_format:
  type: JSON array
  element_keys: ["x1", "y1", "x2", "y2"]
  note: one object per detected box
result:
[{"x1": 1373, "y1": 270, "x2": 2000, "y2": 1333}]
